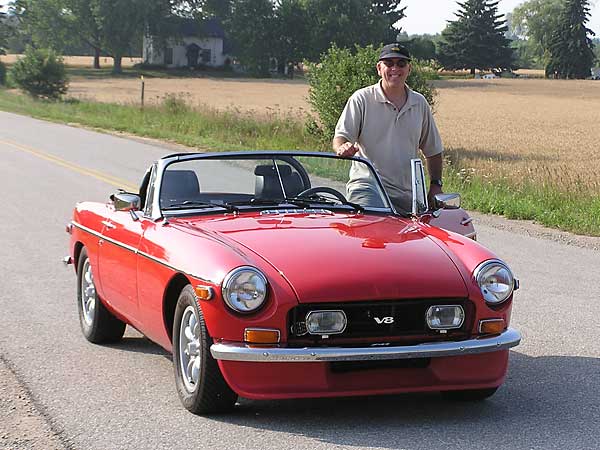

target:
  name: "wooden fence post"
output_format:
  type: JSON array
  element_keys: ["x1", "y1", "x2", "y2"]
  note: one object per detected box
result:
[{"x1": 141, "y1": 75, "x2": 145, "y2": 109}]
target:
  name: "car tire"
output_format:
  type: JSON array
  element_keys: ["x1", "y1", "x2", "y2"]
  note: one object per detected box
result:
[
  {"x1": 441, "y1": 387, "x2": 498, "y2": 401},
  {"x1": 173, "y1": 285, "x2": 237, "y2": 415},
  {"x1": 77, "y1": 248, "x2": 126, "y2": 344}
]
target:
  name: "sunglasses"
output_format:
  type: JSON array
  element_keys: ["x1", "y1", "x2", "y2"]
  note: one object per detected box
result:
[{"x1": 381, "y1": 59, "x2": 409, "y2": 68}]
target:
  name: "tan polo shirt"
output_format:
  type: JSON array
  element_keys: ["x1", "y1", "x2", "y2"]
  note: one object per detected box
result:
[{"x1": 334, "y1": 82, "x2": 443, "y2": 209}]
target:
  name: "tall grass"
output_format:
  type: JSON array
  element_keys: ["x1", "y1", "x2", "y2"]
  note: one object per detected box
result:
[{"x1": 0, "y1": 88, "x2": 598, "y2": 236}]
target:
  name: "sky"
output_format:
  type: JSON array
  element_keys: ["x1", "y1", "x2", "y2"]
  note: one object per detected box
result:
[
  {"x1": 1, "y1": 0, "x2": 599, "y2": 36},
  {"x1": 400, "y1": 0, "x2": 600, "y2": 36}
]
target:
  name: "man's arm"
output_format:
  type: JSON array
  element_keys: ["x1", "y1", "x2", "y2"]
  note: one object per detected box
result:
[
  {"x1": 332, "y1": 136, "x2": 360, "y2": 157},
  {"x1": 426, "y1": 153, "x2": 443, "y2": 201}
]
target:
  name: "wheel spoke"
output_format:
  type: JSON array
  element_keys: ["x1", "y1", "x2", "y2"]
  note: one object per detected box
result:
[
  {"x1": 184, "y1": 325, "x2": 195, "y2": 342},
  {"x1": 191, "y1": 357, "x2": 200, "y2": 385}
]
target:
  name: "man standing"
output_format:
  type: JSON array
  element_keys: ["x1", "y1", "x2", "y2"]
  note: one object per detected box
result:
[{"x1": 332, "y1": 44, "x2": 444, "y2": 212}]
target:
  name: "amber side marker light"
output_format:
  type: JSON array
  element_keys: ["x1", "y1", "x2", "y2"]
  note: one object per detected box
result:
[
  {"x1": 479, "y1": 319, "x2": 505, "y2": 335},
  {"x1": 194, "y1": 286, "x2": 214, "y2": 301},
  {"x1": 244, "y1": 328, "x2": 280, "y2": 345}
]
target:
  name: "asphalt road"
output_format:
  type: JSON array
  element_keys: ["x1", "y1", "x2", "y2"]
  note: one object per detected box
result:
[{"x1": 1, "y1": 111, "x2": 599, "y2": 450}]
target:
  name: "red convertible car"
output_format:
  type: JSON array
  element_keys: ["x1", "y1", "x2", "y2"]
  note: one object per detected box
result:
[{"x1": 65, "y1": 151, "x2": 520, "y2": 414}]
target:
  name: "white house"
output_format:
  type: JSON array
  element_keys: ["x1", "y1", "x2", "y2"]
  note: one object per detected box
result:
[{"x1": 143, "y1": 18, "x2": 232, "y2": 68}]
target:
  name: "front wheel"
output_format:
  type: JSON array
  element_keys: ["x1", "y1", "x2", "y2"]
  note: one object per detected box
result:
[
  {"x1": 172, "y1": 285, "x2": 237, "y2": 414},
  {"x1": 441, "y1": 387, "x2": 498, "y2": 401},
  {"x1": 77, "y1": 248, "x2": 126, "y2": 344}
]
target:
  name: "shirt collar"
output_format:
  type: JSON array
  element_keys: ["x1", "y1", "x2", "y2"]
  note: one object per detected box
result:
[{"x1": 375, "y1": 81, "x2": 418, "y2": 107}]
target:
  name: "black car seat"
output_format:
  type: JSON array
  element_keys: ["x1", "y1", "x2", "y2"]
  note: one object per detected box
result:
[
  {"x1": 160, "y1": 170, "x2": 200, "y2": 206},
  {"x1": 255, "y1": 165, "x2": 304, "y2": 200}
]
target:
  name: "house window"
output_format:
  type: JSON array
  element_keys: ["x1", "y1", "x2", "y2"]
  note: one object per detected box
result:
[
  {"x1": 201, "y1": 49, "x2": 211, "y2": 64},
  {"x1": 165, "y1": 47, "x2": 173, "y2": 65}
]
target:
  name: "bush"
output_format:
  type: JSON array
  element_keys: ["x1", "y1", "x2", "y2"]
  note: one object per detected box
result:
[
  {"x1": 306, "y1": 44, "x2": 438, "y2": 139},
  {"x1": 0, "y1": 61, "x2": 6, "y2": 86},
  {"x1": 10, "y1": 47, "x2": 68, "y2": 99}
]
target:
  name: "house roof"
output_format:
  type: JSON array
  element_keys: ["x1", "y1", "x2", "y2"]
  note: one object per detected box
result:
[{"x1": 178, "y1": 18, "x2": 225, "y2": 39}]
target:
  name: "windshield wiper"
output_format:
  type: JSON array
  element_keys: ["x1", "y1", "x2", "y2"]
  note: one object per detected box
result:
[
  {"x1": 288, "y1": 195, "x2": 364, "y2": 213},
  {"x1": 162, "y1": 200, "x2": 238, "y2": 213}
]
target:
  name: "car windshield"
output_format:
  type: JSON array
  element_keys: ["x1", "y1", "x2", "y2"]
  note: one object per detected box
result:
[{"x1": 158, "y1": 153, "x2": 394, "y2": 215}]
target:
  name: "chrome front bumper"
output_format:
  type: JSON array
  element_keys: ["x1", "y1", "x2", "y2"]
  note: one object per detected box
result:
[{"x1": 210, "y1": 328, "x2": 521, "y2": 363}]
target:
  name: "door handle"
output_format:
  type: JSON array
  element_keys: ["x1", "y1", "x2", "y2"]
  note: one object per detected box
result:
[{"x1": 102, "y1": 220, "x2": 116, "y2": 229}]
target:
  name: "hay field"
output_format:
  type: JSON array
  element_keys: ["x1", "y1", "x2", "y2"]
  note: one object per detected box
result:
[
  {"x1": 39, "y1": 72, "x2": 600, "y2": 193},
  {"x1": 433, "y1": 78, "x2": 600, "y2": 192},
  {"x1": 0, "y1": 54, "x2": 142, "y2": 67}
]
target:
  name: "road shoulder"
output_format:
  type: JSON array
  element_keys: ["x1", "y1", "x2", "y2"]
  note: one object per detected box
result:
[{"x1": 0, "y1": 355, "x2": 68, "y2": 450}]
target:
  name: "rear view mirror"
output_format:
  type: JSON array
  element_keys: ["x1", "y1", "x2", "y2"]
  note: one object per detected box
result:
[
  {"x1": 434, "y1": 193, "x2": 461, "y2": 210},
  {"x1": 110, "y1": 192, "x2": 141, "y2": 212}
]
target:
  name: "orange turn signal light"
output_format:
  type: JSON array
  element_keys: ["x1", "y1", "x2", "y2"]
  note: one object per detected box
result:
[
  {"x1": 244, "y1": 328, "x2": 280, "y2": 345},
  {"x1": 194, "y1": 285, "x2": 214, "y2": 301},
  {"x1": 479, "y1": 319, "x2": 505, "y2": 335}
]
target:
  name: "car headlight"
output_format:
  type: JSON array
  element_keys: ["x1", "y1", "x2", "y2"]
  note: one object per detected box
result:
[
  {"x1": 474, "y1": 259, "x2": 515, "y2": 305},
  {"x1": 222, "y1": 266, "x2": 268, "y2": 313}
]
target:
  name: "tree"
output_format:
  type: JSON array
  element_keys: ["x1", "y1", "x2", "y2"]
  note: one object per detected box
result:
[
  {"x1": 546, "y1": 0, "x2": 595, "y2": 79},
  {"x1": 273, "y1": 0, "x2": 310, "y2": 74},
  {"x1": 226, "y1": 0, "x2": 275, "y2": 76},
  {"x1": 510, "y1": 0, "x2": 562, "y2": 68},
  {"x1": 371, "y1": 0, "x2": 407, "y2": 43},
  {"x1": 10, "y1": 46, "x2": 68, "y2": 99},
  {"x1": 403, "y1": 35, "x2": 437, "y2": 61},
  {"x1": 12, "y1": 0, "x2": 111, "y2": 69},
  {"x1": 11, "y1": 0, "x2": 171, "y2": 72},
  {"x1": 0, "y1": 11, "x2": 9, "y2": 55},
  {"x1": 302, "y1": 0, "x2": 406, "y2": 61},
  {"x1": 438, "y1": 0, "x2": 514, "y2": 74},
  {"x1": 90, "y1": 0, "x2": 149, "y2": 73}
]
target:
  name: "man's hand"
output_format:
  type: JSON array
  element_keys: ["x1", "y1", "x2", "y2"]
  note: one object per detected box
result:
[
  {"x1": 427, "y1": 184, "x2": 443, "y2": 206},
  {"x1": 334, "y1": 140, "x2": 360, "y2": 157}
]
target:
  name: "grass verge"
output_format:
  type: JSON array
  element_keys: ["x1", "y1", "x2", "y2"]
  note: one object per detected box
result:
[{"x1": 1, "y1": 88, "x2": 598, "y2": 236}]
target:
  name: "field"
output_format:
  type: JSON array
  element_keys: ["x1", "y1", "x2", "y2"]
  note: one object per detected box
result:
[
  {"x1": 61, "y1": 74, "x2": 600, "y2": 194},
  {"x1": 0, "y1": 54, "x2": 142, "y2": 67}
]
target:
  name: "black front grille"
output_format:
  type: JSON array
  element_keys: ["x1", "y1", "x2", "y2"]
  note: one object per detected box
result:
[{"x1": 287, "y1": 299, "x2": 474, "y2": 345}]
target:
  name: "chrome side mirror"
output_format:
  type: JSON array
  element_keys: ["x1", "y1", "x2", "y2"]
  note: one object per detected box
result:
[
  {"x1": 110, "y1": 192, "x2": 141, "y2": 212},
  {"x1": 434, "y1": 193, "x2": 461, "y2": 210}
]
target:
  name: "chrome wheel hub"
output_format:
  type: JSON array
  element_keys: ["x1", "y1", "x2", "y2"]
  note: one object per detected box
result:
[
  {"x1": 81, "y1": 259, "x2": 96, "y2": 326},
  {"x1": 179, "y1": 305, "x2": 201, "y2": 393}
]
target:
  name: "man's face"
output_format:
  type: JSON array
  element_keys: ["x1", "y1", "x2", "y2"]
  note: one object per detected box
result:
[{"x1": 377, "y1": 58, "x2": 411, "y2": 89}]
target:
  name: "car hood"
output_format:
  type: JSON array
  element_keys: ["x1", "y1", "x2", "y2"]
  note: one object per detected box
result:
[{"x1": 174, "y1": 212, "x2": 468, "y2": 303}]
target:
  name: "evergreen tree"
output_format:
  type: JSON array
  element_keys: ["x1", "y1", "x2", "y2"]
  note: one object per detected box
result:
[
  {"x1": 438, "y1": 0, "x2": 514, "y2": 74},
  {"x1": 546, "y1": 0, "x2": 595, "y2": 79}
]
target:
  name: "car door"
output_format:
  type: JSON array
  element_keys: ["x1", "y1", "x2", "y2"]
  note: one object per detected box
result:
[{"x1": 97, "y1": 209, "x2": 144, "y2": 326}]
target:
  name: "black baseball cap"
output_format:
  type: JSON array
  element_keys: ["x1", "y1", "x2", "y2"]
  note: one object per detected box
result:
[{"x1": 379, "y1": 44, "x2": 411, "y2": 61}]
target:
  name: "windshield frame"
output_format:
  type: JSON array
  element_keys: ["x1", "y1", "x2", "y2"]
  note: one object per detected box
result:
[{"x1": 146, "y1": 151, "x2": 397, "y2": 220}]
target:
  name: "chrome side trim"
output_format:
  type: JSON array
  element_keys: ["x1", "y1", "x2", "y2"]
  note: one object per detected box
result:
[
  {"x1": 210, "y1": 328, "x2": 521, "y2": 363},
  {"x1": 70, "y1": 221, "x2": 216, "y2": 284}
]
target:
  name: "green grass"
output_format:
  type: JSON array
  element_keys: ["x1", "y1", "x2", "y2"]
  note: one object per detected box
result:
[
  {"x1": 445, "y1": 166, "x2": 600, "y2": 236},
  {"x1": 1, "y1": 88, "x2": 598, "y2": 236},
  {"x1": 0, "y1": 89, "x2": 325, "y2": 152}
]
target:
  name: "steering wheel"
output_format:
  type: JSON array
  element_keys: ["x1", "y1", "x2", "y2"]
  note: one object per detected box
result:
[{"x1": 296, "y1": 186, "x2": 347, "y2": 203}]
